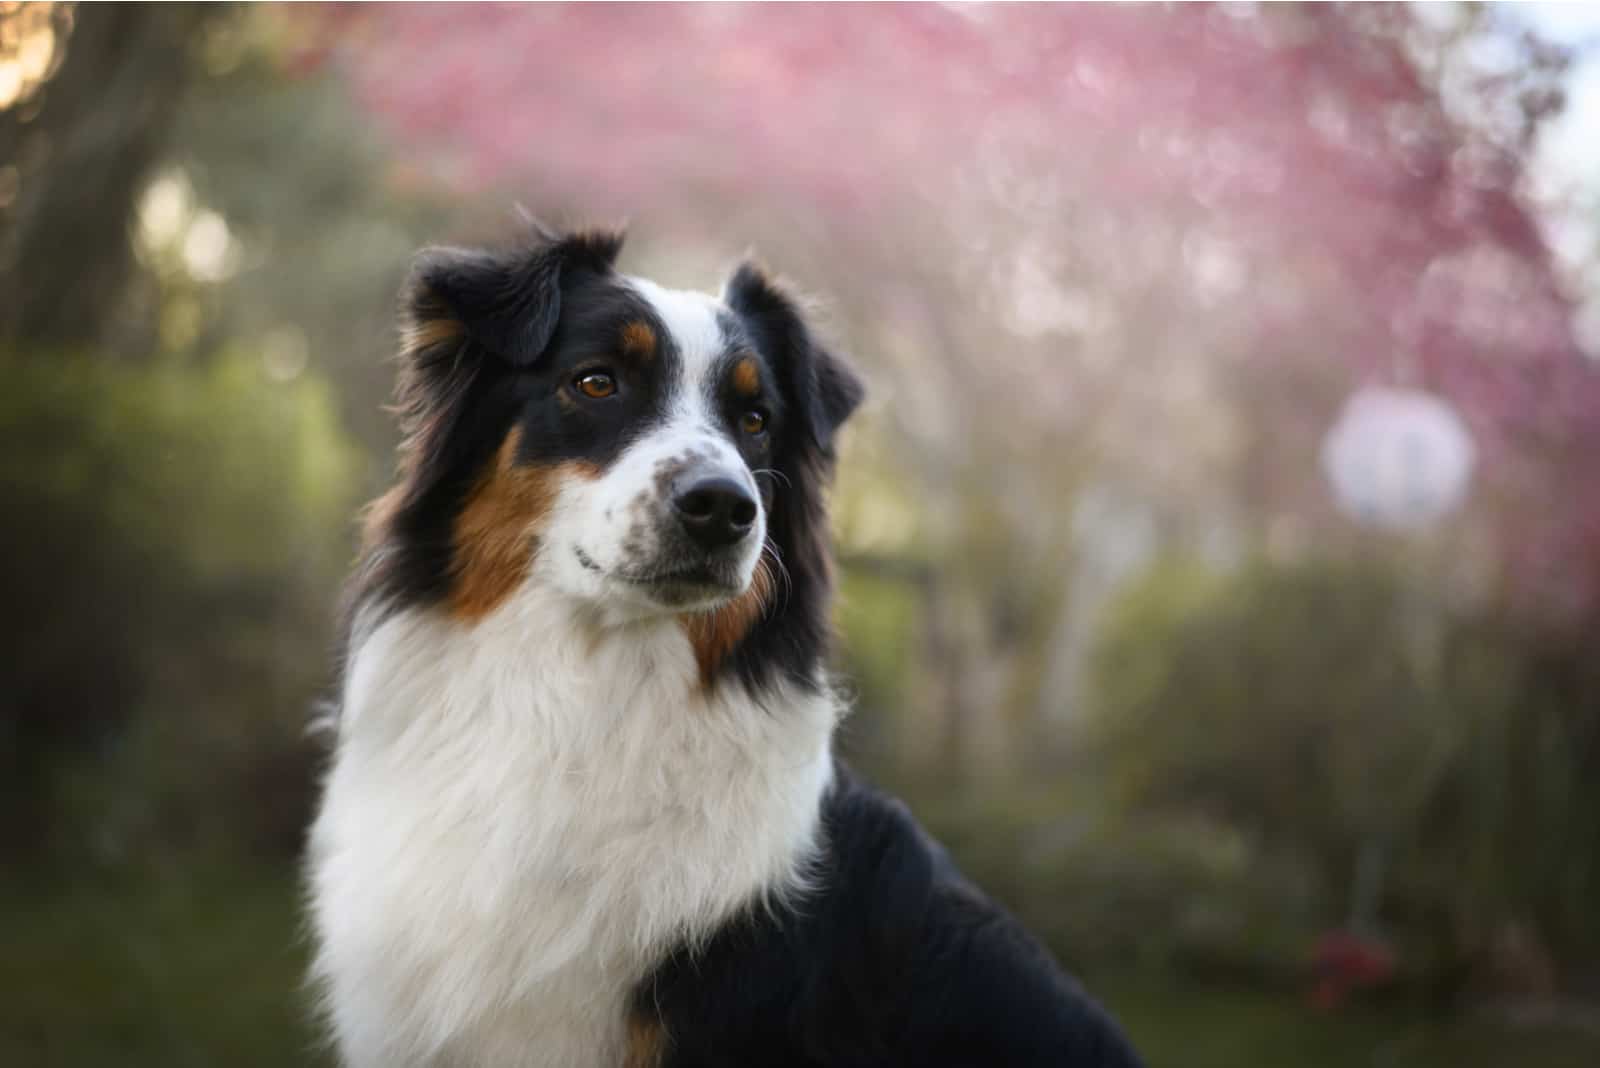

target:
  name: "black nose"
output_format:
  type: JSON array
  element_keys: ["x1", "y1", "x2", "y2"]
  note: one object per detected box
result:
[{"x1": 673, "y1": 476, "x2": 757, "y2": 550}]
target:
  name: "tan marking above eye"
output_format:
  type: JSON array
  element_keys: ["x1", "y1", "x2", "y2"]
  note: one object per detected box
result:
[
  {"x1": 620, "y1": 321, "x2": 656, "y2": 360},
  {"x1": 576, "y1": 371, "x2": 617, "y2": 399},
  {"x1": 740, "y1": 410, "x2": 767, "y2": 436},
  {"x1": 730, "y1": 356, "x2": 761, "y2": 397}
]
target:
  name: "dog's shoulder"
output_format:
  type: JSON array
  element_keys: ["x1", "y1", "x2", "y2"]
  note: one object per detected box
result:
[{"x1": 637, "y1": 766, "x2": 1144, "y2": 1068}]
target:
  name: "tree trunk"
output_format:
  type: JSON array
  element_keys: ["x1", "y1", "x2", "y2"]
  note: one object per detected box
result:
[{"x1": 0, "y1": 4, "x2": 215, "y2": 351}]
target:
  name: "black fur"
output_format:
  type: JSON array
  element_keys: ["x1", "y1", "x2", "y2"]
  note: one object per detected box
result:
[
  {"x1": 416, "y1": 228, "x2": 625, "y2": 364},
  {"x1": 720, "y1": 263, "x2": 862, "y2": 694},
  {"x1": 346, "y1": 225, "x2": 661, "y2": 627},
  {"x1": 636, "y1": 768, "x2": 1144, "y2": 1067},
  {"x1": 724, "y1": 263, "x2": 863, "y2": 454}
]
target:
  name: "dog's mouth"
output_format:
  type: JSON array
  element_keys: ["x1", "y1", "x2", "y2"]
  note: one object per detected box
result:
[
  {"x1": 619, "y1": 565, "x2": 747, "y2": 608},
  {"x1": 575, "y1": 547, "x2": 745, "y2": 607}
]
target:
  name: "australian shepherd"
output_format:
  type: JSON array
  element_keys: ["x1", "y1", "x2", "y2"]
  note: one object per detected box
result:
[{"x1": 307, "y1": 223, "x2": 1143, "y2": 1067}]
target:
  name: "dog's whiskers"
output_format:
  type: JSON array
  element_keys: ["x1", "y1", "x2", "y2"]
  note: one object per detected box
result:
[
  {"x1": 752, "y1": 467, "x2": 792, "y2": 490},
  {"x1": 762, "y1": 536, "x2": 795, "y2": 611}
]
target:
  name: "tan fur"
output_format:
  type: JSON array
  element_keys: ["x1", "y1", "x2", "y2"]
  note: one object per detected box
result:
[
  {"x1": 731, "y1": 355, "x2": 761, "y2": 398},
  {"x1": 449, "y1": 429, "x2": 597, "y2": 620},
  {"x1": 682, "y1": 551, "x2": 775, "y2": 686},
  {"x1": 621, "y1": 320, "x2": 657, "y2": 362},
  {"x1": 622, "y1": 1009, "x2": 669, "y2": 1068},
  {"x1": 358, "y1": 485, "x2": 405, "y2": 554},
  {"x1": 402, "y1": 315, "x2": 465, "y2": 354}
]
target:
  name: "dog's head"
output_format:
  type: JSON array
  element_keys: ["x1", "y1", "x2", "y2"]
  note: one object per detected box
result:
[{"x1": 354, "y1": 224, "x2": 863, "y2": 690}]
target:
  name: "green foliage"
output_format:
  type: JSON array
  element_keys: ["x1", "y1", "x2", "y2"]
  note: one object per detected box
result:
[
  {"x1": 1092, "y1": 558, "x2": 1441, "y2": 863},
  {"x1": 0, "y1": 349, "x2": 362, "y2": 862},
  {"x1": 0, "y1": 350, "x2": 357, "y2": 571},
  {"x1": 1086, "y1": 554, "x2": 1600, "y2": 981},
  {"x1": 917, "y1": 784, "x2": 1325, "y2": 981},
  {"x1": 834, "y1": 570, "x2": 923, "y2": 764}
]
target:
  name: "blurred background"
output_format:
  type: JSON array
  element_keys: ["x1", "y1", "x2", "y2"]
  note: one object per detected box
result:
[{"x1": 4, "y1": 3, "x2": 1600, "y2": 1065}]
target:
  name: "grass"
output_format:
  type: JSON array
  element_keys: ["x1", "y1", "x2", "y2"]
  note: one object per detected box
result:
[
  {"x1": 2, "y1": 863, "x2": 1595, "y2": 1067},
  {"x1": 1, "y1": 862, "x2": 331, "y2": 1068},
  {"x1": 1096, "y1": 970, "x2": 1599, "y2": 1068}
]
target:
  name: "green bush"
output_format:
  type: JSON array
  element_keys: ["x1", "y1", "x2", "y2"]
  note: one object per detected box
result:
[
  {"x1": 917, "y1": 784, "x2": 1326, "y2": 982},
  {"x1": 0, "y1": 350, "x2": 363, "y2": 864},
  {"x1": 1085, "y1": 554, "x2": 1600, "y2": 989}
]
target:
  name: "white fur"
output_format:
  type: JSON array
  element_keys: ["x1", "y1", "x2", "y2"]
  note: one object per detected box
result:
[
  {"x1": 625, "y1": 277, "x2": 726, "y2": 427},
  {"x1": 539, "y1": 423, "x2": 763, "y2": 620},
  {"x1": 310, "y1": 581, "x2": 837, "y2": 1067}
]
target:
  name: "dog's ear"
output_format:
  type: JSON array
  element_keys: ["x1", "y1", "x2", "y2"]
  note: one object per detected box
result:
[
  {"x1": 387, "y1": 225, "x2": 624, "y2": 493},
  {"x1": 404, "y1": 226, "x2": 625, "y2": 367},
  {"x1": 723, "y1": 261, "x2": 864, "y2": 453},
  {"x1": 810, "y1": 335, "x2": 866, "y2": 450}
]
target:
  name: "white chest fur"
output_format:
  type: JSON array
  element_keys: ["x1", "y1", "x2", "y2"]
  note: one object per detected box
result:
[{"x1": 308, "y1": 587, "x2": 838, "y2": 1068}]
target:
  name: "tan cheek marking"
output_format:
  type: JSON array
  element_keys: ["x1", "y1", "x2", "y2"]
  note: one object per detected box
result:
[
  {"x1": 731, "y1": 356, "x2": 761, "y2": 398},
  {"x1": 449, "y1": 429, "x2": 599, "y2": 620},
  {"x1": 682, "y1": 551, "x2": 776, "y2": 687},
  {"x1": 622, "y1": 1008, "x2": 669, "y2": 1068},
  {"x1": 621, "y1": 320, "x2": 657, "y2": 362}
]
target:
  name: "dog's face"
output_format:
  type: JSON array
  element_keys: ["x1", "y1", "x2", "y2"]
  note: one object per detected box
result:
[
  {"x1": 524, "y1": 274, "x2": 780, "y2": 615},
  {"x1": 357, "y1": 227, "x2": 862, "y2": 688}
]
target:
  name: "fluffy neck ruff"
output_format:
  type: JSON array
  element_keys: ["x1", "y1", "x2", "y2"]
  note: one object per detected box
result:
[{"x1": 309, "y1": 580, "x2": 840, "y2": 1068}]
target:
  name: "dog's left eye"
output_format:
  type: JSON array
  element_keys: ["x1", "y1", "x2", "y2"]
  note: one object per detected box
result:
[
  {"x1": 740, "y1": 410, "x2": 767, "y2": 436},
  {"x1": 574, "y1": 371, "x2": 617, "y2": 399}
]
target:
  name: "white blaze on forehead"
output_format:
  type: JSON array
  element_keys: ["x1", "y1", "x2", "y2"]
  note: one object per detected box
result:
[{"x1": 626, "y1": 276, "x2": 727, "y2": 422}]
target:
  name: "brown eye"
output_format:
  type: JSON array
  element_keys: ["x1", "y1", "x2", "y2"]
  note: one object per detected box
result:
[
  {"x1": 575, "y1": 371, "x2": 617, "y2": 399},
  {"x1": 740, "y1": 410, "x2": 767, "y2": 436}
]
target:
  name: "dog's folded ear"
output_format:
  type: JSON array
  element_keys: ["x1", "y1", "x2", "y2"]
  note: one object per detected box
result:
[
  {"x1": 810, "y1": 337, "x2": 866, "y2": 450},
  {"x1": 404, "y1": 226, "x2": 625, "y2": 367},
  {"x1": 386, "y1": 225, "x2": 624, "y2": 494},
  {"x1": 723, "y1": 261, "x2": 864, "y2": 454}
]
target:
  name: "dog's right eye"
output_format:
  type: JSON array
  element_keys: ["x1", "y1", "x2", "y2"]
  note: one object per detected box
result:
[{"x1": 574, "y1": 371, "x2": 617, "y2": 399}]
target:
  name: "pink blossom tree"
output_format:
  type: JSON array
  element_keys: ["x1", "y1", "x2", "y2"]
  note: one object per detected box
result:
[{"x1": 301, "y1": 3, "x2": 1600, "y2": 621}]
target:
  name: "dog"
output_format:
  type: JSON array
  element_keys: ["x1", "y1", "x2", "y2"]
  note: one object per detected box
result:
[{"x1": 307, "y1": 223, "x2": 1144, "y2": 1068}]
